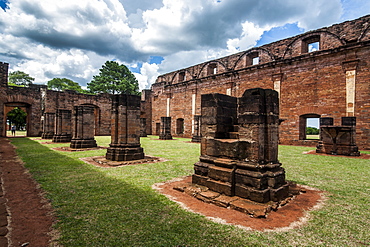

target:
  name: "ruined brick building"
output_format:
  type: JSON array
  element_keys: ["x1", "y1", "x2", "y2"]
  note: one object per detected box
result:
[
  {"x1": 0, "y1": 63, "x2": 113, "y2": 138},
  {"x1": 148, "y1": 15, "x2": 370, "y2": 150},
  {"x1": 0, "y1": 15, "x2": 369, "y2": 150}
]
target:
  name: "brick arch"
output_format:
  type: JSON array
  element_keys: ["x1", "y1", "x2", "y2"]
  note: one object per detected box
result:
[
  {"x1": 296, "y1": 106, "x2": 321, "y2": 116},
  {"x1": 169, "y1": 69, "x2": 193, "y2": 84},
  {"x1": 155, "y1": 75, "x2": 169, "y2": 85},
  {"x1": 358, "y1": 24, "x2": 370, "y2": 42},
  {"x1": 3, "y1": 102, "x2": 31, "y2": 136},
  {"x1": 283, "y1": 30, "x2": 345, "y2": 59},
  {"x1": 6, "y1": 94, "x2": 36, "y2": 106},
  {"x1": 233, "y1": 47, "x2": 275, "y2": 70},
  {"x1": 197, "y1": 60, "x2": 228, "y2": 78}
]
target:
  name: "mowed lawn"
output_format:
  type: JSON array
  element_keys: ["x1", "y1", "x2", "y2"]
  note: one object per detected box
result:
[{"x1": 10, "y1": 136, "x2": 370, "y2": 246}]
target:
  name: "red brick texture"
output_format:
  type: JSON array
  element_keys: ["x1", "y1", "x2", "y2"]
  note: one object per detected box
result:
[{"x1": 149, "y1": 15, "x2": 370, "y2": 150}]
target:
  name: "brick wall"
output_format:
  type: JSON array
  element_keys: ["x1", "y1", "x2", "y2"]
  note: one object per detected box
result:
[{"x1": 149, "y1": 15, "x2": 370, "y2": 150}]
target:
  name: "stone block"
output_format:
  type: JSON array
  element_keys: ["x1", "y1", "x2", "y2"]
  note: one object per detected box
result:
[
  {"x1": 270, "y1": 183, "x2": 289, "y2": 202},
  {"x1": 205, "y1": 179, "x2": 233, "y2": 196},
  {"x1": 196, "y1": 191, "x2": 221, "y2": 203},
  {"x1": 234, "y1": 185, "x2": 270, "y2": 203},
  {"x1": 192, "y1": 174, "x2": 208, "y2": 186},
  {"x1": 212, "y1": 195, "x2": 239, "y2": 208},
  {"x1": 208, "y1": 165, "x2": 233, "y2": 183}
]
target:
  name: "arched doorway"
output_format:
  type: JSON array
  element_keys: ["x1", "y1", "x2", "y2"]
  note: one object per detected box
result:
[{"x1": 4, "y1": 103, "x2": 30, "y2": 137}]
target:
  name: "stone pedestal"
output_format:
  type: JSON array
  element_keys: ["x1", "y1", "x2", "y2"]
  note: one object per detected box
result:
[
  {"x1": 41, "y1": 112, "x2": 55, "y2": 139},
  {"x1": 191, "y1": 115, "x2": 202, "y2": 142},
  {"x1": 106, "y1": 94, "x2": 145, "y2": 161},
  {"x1": 140, "y1": 118, "x2": 147, "y2": 137},
  {"x1": 159, "y1": 117, "x2": 172, "y2": 140},
  {"x1": 316, "y1": 117, "x2": 360, "y2": 156},
  {"x1": 70, "y1": 105, "x2": 97, "y2": 149},
  {"x1": 52, "y1": 109, "x2": 72, "y2": 142},
  {"x1": 192, "y1": 88, "x2": 288, "y2": 203}
]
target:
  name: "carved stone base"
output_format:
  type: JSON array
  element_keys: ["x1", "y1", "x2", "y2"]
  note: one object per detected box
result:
[
  {"x1": 70, "y1": 138, "x2": 97, "y2": 149},
  {"x1": 317, "y1": 141, "x2": 360, "y2": 156},
  {"x1": 41, "y1": 132, "x2": 54, "y2": 139},
  {"x1": 52, "y1": 134, "x2": 72, "y2": 143},
  {"x1": 193, "y1": 156, "x2": 289, "y2": 203},
  {"x1": 159, "y1": 133, "x2": 172, "y2": 140},
  {"x1": 106, "y1": 144, "x2": 145, "y2": 161},
  {"x1": 191, "y1": 135, "x2": 202, "y2": 143}
]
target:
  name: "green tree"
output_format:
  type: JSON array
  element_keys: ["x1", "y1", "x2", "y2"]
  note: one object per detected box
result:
[
  {"x1": 306, "y1": 127, "x2": 319, "y2": 135},
  {"x1": 7, "y1": 107, "x2": 27, "y2": 130},
  {"x1": 47, "y1": 78, "x2": 86, "y2": 93},
  {"x1": 87, "y1": 61, "x2": 140, "y2": 95},
  {"x1": 8, "y1": 71, "x2": 35, "y2": 86}
]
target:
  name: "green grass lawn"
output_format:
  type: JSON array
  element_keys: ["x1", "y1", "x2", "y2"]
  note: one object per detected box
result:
[
  {"x1": 10, "y1": 136, "x2": 370, "y2": 246},
  {"x1": 6, "y1": 130, "x2": 27, "y2": 137}
]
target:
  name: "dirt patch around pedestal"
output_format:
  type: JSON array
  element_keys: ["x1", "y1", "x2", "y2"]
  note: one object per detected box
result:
[
  {"x1": 0, "y1": 137, "x2": 57, "y2": 247},
  {"x1": 81, "y1": 155, "x2": 167, "y2": 168},
  {"x1": 153, "y1": 176, "x2": 326, "y2": 231},
  {"x1": 52, "y1": 146, "x2": 107, "y2": 152},
  {"x1": 304, "y1": 150, "x2": 370, "y2": 159}
]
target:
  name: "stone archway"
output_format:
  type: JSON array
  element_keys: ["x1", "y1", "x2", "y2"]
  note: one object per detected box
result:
[{"x1": 4, "y1": 102, "x2": 30, "y2": 137}]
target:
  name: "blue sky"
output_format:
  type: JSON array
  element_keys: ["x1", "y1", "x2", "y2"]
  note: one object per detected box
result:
[{"x1": 0, "y1": 0, "x2": 369, "y2": 90}]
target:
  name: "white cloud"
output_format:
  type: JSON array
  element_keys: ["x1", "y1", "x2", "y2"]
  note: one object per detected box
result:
[
  {"x1": 134, "y1": 63, "x2": 160, "y2": 90},
  {"x1": 0, "y1": 0, "x2": 361, "y2": 90}
]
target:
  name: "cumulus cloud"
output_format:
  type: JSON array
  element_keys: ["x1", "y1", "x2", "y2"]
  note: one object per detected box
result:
[
  {"x1": 134, "y1": 62, "x2": 160, "y2": 89},
  {"x1": 0, "y1": 0, "x2": 353, "y2": 90}
]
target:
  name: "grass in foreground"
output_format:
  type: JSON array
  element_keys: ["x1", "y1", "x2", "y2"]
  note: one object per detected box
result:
[{"x1": 11, "y1": 136, "x2": 370, "y2": 246}]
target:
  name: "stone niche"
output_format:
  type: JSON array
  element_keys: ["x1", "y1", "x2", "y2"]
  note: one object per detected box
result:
[
  {"x1": 41, "y1": 112, "x2": 55, "y2": 139},
  {"x1": 106, "y1": 94, "x2": 145, "y2": 161},
  {"x1": 316, "y1": 117, "x2": 360, "y2": 156},
  {"x1": 159, "y1": 116, "x2": 173, "y2": 140},
  {"x1": 52, "y1": 109, "x2": 72, "y2": 143},
  {"x1": 192, "y1": 88, "x2": 289, "y2": 203},
  {"x1": 70, "y1": 105, "x2": 97, "y2": 149}
]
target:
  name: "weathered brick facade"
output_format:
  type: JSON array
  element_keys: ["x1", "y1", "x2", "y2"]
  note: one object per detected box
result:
[
  {"x1": 149, "y1": 15, "x2": 370, "y2": 150},
  {"x1": 0, "y1": 83, "x2": 112, "y2": 138}
]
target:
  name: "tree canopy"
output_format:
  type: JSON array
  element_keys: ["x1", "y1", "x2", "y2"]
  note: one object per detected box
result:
[
  {"x1": 7, "y1": 107, "x2": 27, "y2": 130},
  {"x1": 87, "y1": 61, "x2": 140, "y2": 95},
  {"x1": 306, "y1": 127, "x2": 319, "y2": 135},
  {"x1": 8, "y1": 71, "x2": 35, "y2": 86},
  {"x1": 47, "y1": 78, "x2": 85, "y2": 93}
]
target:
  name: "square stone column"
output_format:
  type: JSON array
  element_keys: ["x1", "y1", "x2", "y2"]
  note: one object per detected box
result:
[
  {"x1": 106, "y1": 94, "x2": 145, "y2": 161},
  {"x1": 70, "y1": 105, "x2": 97, "y2": 149},
  {"x1": 41, "y1": 112, "x2": 55, "y2": 139},
  {"x1": 52, "y1": 109, "x2": 72, "y2": 142},
  {"x1": 191, "y1": 115, "x2": 202, "y2": 142},
  {"x1": 140, "y1": 118, "x2": 147, "y2": 137},
  {"x1": 159, "y1": 117, "x2": 172, "y2": 140},
  {"x1": 193, "y1": 88, "x2": 288, "y2": 203}
]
